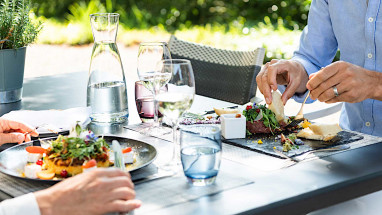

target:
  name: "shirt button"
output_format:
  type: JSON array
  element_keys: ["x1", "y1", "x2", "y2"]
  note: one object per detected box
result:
[
  {"x1": 366, "y1": 122, "x2": 371, "y2": 127},
  {"x1": 369, "y1": 17, "x2": 374, "y2": 22},
  {"x1": 368, "y1": 53, "x2": 373, "y2": 58}
]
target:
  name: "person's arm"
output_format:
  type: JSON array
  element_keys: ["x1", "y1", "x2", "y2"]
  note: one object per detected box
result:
[
  {"x1": 280, "y1": 0, "x2": 339, "y2": 103},
  {"x1": 34, "y1": 168, "x2": 141, "y2": 215},
  {"x1": 0, "y1": 193, "x2": 40, "y2": 215},
  {"x1": 307, "y1": 61, "x2": 382, "y2": 103}
]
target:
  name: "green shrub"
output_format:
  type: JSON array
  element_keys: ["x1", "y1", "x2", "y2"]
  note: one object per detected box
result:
[{"x1": 0, "y1": 0, "x2": 42, "y2": 49}]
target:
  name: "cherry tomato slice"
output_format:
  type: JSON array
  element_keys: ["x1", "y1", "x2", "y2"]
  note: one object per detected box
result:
[
  {"x1": 26, "y1": 146, "x2": 46, "y2": 154},
  {"x1": 83, "y1": 159, "x2": 97, "y2": 169},
  {"x1": 122, "y1": 147, "x2": 132, "y2": 153},
  {"x1": 36, "y1": 159, "x2": 43, "y2": 166}
]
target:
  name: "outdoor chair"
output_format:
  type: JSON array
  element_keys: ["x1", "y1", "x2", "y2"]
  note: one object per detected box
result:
[{"x1": 168, "y1": 35, "x2": 265, "y2": 105}]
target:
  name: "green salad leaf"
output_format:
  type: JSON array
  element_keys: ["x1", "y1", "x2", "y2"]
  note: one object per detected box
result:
[
  {"x1": 243, "y1": 104, "x2": 280, "y2": 134},
  {"x1": 49, "y1": 134, "x2": 109, "y2": 161}
]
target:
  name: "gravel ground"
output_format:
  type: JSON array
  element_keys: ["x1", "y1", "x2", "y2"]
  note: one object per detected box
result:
[{"x1": 24, "y1": 44, "x2": 340, "y2": 124}]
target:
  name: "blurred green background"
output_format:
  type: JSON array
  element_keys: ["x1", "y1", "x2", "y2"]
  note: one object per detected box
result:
[{"x1": 31, "y1": 0, "x2": 313, "y2": 62}]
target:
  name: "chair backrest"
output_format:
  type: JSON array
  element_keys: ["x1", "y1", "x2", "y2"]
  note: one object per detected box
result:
[{"x1": 168, "y1": 35, "x2": 265, "y2": 105}]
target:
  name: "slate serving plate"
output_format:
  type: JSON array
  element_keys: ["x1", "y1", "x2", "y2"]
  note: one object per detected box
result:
[
  {"x1": 223, "y1": 130, "x2": 363, "y2": 159},
  {"x1": 0, "y1": 135, "x2": 157, "y2": 183}
]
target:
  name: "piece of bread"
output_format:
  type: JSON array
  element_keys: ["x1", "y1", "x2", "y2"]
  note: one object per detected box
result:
[
  {"x1": 213, "y1": 108, "x2": 239, "y2": 116},
  {"x1": 268, "y1": 91, "x2": 285, "y2": 122},
  {"x1": 297, "y1": 128, "x2": 324, "y2": 140},
  {"x1": 308, "y1": 123, "x2": 342, "y2": 136},
  {"x1": 297, "y1": 123, "x2": 342, "y2": 141}
]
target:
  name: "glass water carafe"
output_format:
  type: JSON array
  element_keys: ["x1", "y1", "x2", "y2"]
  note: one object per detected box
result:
[{"x1": 87, "y1": 13, "x2": 128, "y2": 123}]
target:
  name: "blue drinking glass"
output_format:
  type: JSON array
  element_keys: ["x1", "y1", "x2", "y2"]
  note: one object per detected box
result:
[{"x1": 180, "y1": 125, "x2": 222, "y2": 186}]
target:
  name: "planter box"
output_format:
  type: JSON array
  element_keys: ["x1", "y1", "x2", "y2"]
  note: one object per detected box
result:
[{"x1": 0, "y1": 47, "x2": 26, "y2": 103}]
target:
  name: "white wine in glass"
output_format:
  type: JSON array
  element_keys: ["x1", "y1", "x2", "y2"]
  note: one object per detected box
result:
[
  {"x1": 137, "y1": 42, "x2": 172, "y2": 135},
  {"x1": 156, "y1": 59, "x2": 195, "y2": 172}
]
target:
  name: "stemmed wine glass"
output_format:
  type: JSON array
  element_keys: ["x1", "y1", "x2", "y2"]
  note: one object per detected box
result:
[
  {"x1": 137, "y1": 42, "x2": 172, "y2": 135},
  {"x1": 155, "y1": 59, "x2": 196, "y2": 171}
]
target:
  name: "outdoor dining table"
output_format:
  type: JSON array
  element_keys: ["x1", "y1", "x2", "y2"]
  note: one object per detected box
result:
[{"x1": 1, "y1": 71, "x2": 382, "y2": 215}]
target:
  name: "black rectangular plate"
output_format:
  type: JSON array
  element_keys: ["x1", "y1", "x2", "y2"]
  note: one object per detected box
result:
[{"x1": 223, "y1": 131, "x2": 363, "y2": 159}]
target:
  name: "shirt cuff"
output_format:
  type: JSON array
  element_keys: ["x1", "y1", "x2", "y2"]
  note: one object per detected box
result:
[
  {"x1": 291, "y1": 54, "x2": 321, "y2": 76},
  {"x1": 0, "y1": 193, "x2": 41, "y2": 215}
]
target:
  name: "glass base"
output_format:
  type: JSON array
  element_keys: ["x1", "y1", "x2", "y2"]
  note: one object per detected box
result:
[
  {"x1": 90, "y1": 111, "x2": 128, "y2": 123},
  {"x1": 139, "y1": 125, "x2": 172, "y2": 136},
  {"x1": 160, "y1": 159, "x2": 181, "y2": 174},
  {"x1": 186, "y1": 175, "x2": 217, "y2": 186}
]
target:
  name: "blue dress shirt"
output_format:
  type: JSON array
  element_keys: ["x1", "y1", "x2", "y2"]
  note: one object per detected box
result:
[{"x1": 285, "y1": 0, "x2": 382, "y2": 136}]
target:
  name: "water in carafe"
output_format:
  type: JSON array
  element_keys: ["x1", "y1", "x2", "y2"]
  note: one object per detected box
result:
[{"x1": 87, "y1": 13, "x2": 128, "y2": 123}]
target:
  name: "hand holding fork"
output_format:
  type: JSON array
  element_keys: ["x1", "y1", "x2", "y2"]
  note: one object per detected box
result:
[{"x1": 0, "y1": 118, "x2": 39, "y2": 145}]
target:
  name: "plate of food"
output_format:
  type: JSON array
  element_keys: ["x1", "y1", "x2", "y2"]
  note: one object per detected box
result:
[
  {"x1": 0, "y1": 127, "x2": 157, "y2": 182},
  {"x1": 223, "y1": 91, "x2": 363, "y2": 158}
]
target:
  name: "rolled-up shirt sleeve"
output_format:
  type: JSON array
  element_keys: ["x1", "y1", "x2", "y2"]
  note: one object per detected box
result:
[
  {"x1": 0, "y1": 193, "x2": 41, "y2": 215},
  {"x1": 279, "y1": 0, "x2": 339, "y2": 103}
]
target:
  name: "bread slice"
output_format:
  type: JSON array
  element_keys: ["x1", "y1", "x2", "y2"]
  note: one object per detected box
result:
[
  {"x1": 268, "y1": 91, "x2": 285, "y2": 122},
  {"x1": 297, "y1": 128, "x2": 324, "y2": 140},
  {"x1": 308, "y1": 123, "x2": 342, "y2": 136},
  {"x1": 213, "y1": 108, "x2": 239, "y2": 116}
]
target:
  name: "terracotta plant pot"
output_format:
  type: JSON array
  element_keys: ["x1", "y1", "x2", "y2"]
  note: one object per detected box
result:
[{"x1": 0, "y1": 47, "x2": 26, "y2": 103}]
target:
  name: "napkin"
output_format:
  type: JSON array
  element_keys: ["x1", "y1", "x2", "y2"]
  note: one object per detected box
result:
[{"x1": 2, "y1": 107, "x2": 91, "y2": 133}]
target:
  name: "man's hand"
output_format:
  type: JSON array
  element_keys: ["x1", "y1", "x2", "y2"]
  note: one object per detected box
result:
[
  {"x1": 256, "y1": 59, "x2": 309, "y2": 105},
  {"x1": 307, "y1": 61, "x2": 382, "y2": 103},
  {"x1": 0, "y1": 118, "x2": 38, "y2": 144},
  {"x1": 35, "y1": 168, "x2": 141, "y2": 215}
]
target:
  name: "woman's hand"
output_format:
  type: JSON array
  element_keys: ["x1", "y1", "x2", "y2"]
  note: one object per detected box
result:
[
  {"x1": 256, "y1": 59, "x2": 309, "y2": 105},
  {"x1": 35, "y1": 168, "x2": 141, "y2": 215},
  {"x1": 0, "y1": 118, "x2": 38, "y2": 144},
  {"x1": 307, "y1": 61, "x2": 382, "y2": 103}
]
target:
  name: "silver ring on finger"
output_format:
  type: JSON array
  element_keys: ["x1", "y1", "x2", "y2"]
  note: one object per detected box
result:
[{"x1": 333, "y1": 86, "x2": 339, "y2": 97}]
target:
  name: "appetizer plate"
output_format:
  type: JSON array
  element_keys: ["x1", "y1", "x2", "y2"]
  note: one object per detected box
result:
[
  {"x1": 223, "y1": 130, "x2": 363, "y2": 159},
  {"x1": 0, "y1": 136, "x2": 157, "y2": 183}
]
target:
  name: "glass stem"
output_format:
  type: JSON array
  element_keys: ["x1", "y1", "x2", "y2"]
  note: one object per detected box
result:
[
  {"x1": 171, "y1": 121, "x2": 178, "y2": 162},
  {"x1": 153, "y1": 87, "x2": 159, "y2": 127}
]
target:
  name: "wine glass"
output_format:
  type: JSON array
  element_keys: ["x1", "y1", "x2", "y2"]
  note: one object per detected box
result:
[
  {"x1": 137, "y1": 42, "x2": 172, "y2": 135},
  {"x1": 156, "y1": 59, "x2": 196, "y2": 172}
]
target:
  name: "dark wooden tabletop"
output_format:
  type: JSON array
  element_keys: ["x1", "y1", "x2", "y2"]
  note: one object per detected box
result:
[{"x1": 1, "y1": 72, "x2": 382, "y2": 215}]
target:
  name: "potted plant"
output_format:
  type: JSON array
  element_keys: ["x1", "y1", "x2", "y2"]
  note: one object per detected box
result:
[{"x1": 0, "y1": 0, "x2": 41, "y2": 103}]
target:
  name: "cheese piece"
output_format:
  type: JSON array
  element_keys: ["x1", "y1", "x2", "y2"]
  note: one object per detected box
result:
[
  {"x1": 268, "y1": 91, "x2": 285, "y2": 122},
  {"x1": 24, "y1": 164, "x2": 42, "y2": 179},
  {"x1": 213, "y1": 108, "x2": 239, "y2": 116},
  {"x1": 123, "y1": 151, "x2": 134, "y2": 164},
  {"x1": 27, "y1": 153, "x2": 43, "y2": 163}
]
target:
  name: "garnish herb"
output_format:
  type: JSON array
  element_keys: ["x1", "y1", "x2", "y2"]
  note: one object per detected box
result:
[{"x1": 243, "y1": 104, "x2": 280, "y2": 135}]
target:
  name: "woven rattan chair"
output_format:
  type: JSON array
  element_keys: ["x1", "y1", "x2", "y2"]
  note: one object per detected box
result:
[{"x1": 168, "y1": 35, "x2": 265, "y2": 105}]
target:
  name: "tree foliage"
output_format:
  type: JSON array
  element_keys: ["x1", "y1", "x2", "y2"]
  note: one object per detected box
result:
[{"x1": 32, "y1": 0, "x2": 311, "y2": 31}]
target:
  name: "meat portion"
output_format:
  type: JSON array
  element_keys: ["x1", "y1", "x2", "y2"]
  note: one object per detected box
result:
[
  {"x1": 246, "y1": 120, "x2": 288, "y2": 134},
  {"x1": 246, "y1": 121, "x2": 272, "y2": 134}
]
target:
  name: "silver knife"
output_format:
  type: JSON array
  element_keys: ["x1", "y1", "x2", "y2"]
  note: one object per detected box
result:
[{"x1": 112, "y1": 140, "x2": 125, "y2": 171}]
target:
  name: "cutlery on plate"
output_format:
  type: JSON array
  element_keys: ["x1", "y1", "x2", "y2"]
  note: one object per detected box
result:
[
  {"x1": 112, "y1": 140, "x2": 125, "y2": 171},
  {"x1": 202, "y1": 106, "x2": 239, "y2": 115},
  {"x1": 274, "y1": 144, "x2": 351, "y2": 165}
]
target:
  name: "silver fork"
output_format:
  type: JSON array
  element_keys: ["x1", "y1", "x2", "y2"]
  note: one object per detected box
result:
[
  {"x1": 296, "y1": 91, "x2": 310, "y2": 121},
  {"x1": 274, "y1": 144, "x2": 351, "y2": 168},
  {"x1": 286, "y1": 91, "x2": 310, "y2": 128}
]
